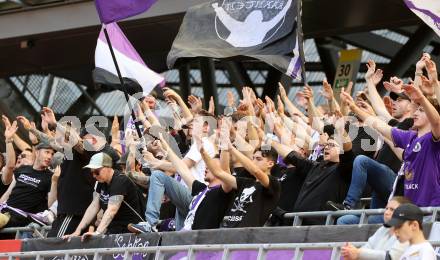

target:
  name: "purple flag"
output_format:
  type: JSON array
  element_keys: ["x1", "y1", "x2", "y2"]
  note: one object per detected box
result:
[
  {"x1": 95, "y1": 23, "x2": 164, "y2": 96},
  {"x1": 95, "y1": 0, "x2": 158, "y2": 24},
  {"x1": 404, "y1": 0, "x2": 440, "y2": 37}
]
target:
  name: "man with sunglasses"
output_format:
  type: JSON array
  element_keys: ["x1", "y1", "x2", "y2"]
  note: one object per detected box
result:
[{"x1": 64, "y1": 152, "x2": 143, "y2": 239}]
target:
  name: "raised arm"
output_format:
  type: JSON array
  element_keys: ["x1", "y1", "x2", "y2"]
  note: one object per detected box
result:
[
  {"x1": 201, "y1": 145, "x2": 236, "y2": 192},
  {"x1": 364, "y1": 60, "x2": 393, "y2": 121},
  {"x1": 159, "y1": 134, "x2": 196, "y2": 188},
  {"x1": 164, "y1": 88, "x2": 193, "y2": 124},
  {"x1": 2, "y1": 117, "x2": 18, "y2": 185},
  {"x1": 341, "y1": 91, "x2": 393, "y2": 141},
  {"x1": 278, "y1": 82, "x2": 306, "y2": 120},
  {"x1": 48, "y1": 166, "x2": 61, "y2": 207},
  {"x1": 229, "y1": 145, "x2": 270, "y2": 188},
  {"x1": 403, "y1": 83, "x2": 440, "y2": 139}
]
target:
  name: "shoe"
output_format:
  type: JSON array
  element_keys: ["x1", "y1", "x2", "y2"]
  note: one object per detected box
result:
[
  {"x1": 326, "y1": 201, "x2": 351, "y2": 211},
  {"x1": 128, "y1": 222, "x2": 157, "y2": 234}
]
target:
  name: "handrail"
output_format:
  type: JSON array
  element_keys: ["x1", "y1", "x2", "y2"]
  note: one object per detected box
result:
[
  {"x1": 1, "y1": 242, "x2": 439, "y2": 260},
  {"x1": 284, "y1": 207, "x2": 440, "y2": 226}
]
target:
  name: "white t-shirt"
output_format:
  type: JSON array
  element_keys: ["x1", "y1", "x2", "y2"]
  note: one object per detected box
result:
[
  {"x1": 182, "y1": 137, "x2": 216, "y2": 183},
  {"x1": 399, "y1": 242, "x2": 436, "y2": 260}
]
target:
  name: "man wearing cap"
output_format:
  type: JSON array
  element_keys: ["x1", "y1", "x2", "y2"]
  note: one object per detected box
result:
[
  {"x1": 0, "y1": 139, "x2": 56, "y2": 228},
  {"x1": 64, "y1": 152, "x2": 143, "y2": 238},
  {"x1": 38, "y1": 107, "x2": 120, "y2": 238},
  {"x1": 384, "y1": 203, "x2": 436, "y2": 260}
]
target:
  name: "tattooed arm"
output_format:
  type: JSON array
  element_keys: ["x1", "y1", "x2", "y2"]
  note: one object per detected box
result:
[{"x1": 95, "y1": 195, "x2": 123, "y2": 234}]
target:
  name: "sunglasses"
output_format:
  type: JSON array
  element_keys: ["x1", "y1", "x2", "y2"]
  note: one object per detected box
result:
[
  {"x1": 323, "y1": 143, "x2": 337, "y2": 149},
  {"x1": 92, "y1": 169, "x2": 101, "y2": 177}
]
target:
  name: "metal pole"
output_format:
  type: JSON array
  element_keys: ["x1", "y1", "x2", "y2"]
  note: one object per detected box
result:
[{"x1": 102, "y1": 25, "x2": 143, "y2": 138}]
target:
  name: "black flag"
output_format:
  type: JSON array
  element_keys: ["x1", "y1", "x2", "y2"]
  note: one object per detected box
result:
[{"x1": 167, "y1": 0, "x2": 305, "y2": 80}]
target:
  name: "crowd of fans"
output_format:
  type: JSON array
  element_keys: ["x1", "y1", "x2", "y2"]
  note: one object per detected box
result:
[{"x1": 0, "y1": 54, "x2": 439, "y2": 259}]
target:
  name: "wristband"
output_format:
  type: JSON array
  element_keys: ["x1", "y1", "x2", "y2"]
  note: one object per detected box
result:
[
  {"x1": 415, "y1": 72, "x2": 423, "y2": 77},
  {"x1": 6, "y1": 140, "x2": 13, "y2": 144}
]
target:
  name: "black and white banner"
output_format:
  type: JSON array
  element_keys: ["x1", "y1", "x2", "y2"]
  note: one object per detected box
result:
[
  {"x1": 167, "y1": 0, "x2": 305, "y2": 79},
  {"x1": 22, "y1": 233, "x2": 160, "y2": 260}
]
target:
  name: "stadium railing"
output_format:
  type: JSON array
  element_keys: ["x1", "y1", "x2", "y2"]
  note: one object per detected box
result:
[
  {"x1": 0, "y1": 241, "x2": 439, "y2": 260},
  {"x1": 284, "y1": 206, "x2": 440, "y2": 226}
]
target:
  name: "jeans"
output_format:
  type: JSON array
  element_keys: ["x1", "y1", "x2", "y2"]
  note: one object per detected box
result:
[
  {"x1": 336, "y1": 214, "x2": 384, "y2": 225},
  {"x1": 146, "y1": 170, "x2": 192, "y2": 230},
  {"x1": 344, "y1": 155, "x2": 397, "y2": 209}
]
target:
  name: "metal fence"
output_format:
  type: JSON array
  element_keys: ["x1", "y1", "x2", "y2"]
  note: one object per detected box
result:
[
  {"x1": 284, "y1": 207, "x2": 440, "y2": 226},
  {"x1": 0, "y1": 225, "x2": 51, "y2": 239},
  {"x1": 0, "y1": 241, "x2": 439, "y2": 260}
]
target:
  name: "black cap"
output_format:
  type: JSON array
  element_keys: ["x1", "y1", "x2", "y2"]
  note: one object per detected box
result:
[
  {"x1": 384, "y1": 203, "x2": 423, "y2": 228},
  {"x1": 35, "y1": 139, "x2": 54, "y2": 150},
  {"x1": 390, "y1": 92, "x2": 410, "y2": 101}
]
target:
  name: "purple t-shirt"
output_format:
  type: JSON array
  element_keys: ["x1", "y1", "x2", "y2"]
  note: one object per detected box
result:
[{"x1": 391, "y1": 128, "x2": 440, "y2": 207}]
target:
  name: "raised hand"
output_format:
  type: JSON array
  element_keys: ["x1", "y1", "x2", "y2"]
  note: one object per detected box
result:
[
  {"x1": 416, "y1": 53, "x2": 430, "y2": 71},
  {"x1": 321, "y1": 79, "x2": 334, "y2": 100},
  {"x1": 52, "y1": 165, "x2": 61, "y2": 181},
  {"x1": 4, "y1": 120, "x2": 18, "y2": 141},
  {"x1": 163, "y1": 88, "x2": 181, "y2": 102},
  {"x1": 278, "y1": 82, "x2": 288, "y2": 99},
  {"x1": 111, "y1": 116, "x2": 119, "y2": 137},
  {"x1": 365, "y1": 60, "x2": 376, "y2": 81},
  {"x1": 383, "y1": 76, "x2": 403, "y2": 93},
  {"x1": 16, "y1": 116, "x2": 32, "y2": 130},
  {"x1": 41, "y1": 107, "x2": 57, "y2": 127},
  {"x1": 188, "y1": 95, "x2": 203, "y2": 114},
  {"x1": 1, "y1": 115, "x2": 11, "y2": 129},
  {"x1": 420, "y1": 75, "x2": 435, "y2": 97},
  {"x1": 425, "y1": 58, "x2": 438, "y2": 84},
  {"x1": 403, "y1": 83, "x2": 425, "y2": 104},
  {"x1": 226, "y1": 91, "x2": 235, "y2": 107},
  {"x1": 340, "y1": 88, "x2": 355, "y2": 107},
  {"x1": 208, "y1": 96, "x2": 215, "y2": 115}
]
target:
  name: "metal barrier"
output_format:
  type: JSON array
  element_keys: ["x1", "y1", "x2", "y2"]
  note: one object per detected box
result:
[
  {"x1": 284, "y1": 207, "x2": 440, "y2": 226},
  {"x1": 0, "y1": 225, "x2": 51, "y2": 239},
  {"x1": 0, "y1": 241, "x2": 439, "y2": 260}
]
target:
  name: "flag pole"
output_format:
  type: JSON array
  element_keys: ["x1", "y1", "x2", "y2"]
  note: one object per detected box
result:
[{"x1": 102, "y1": 24, "x2": 143, "y2": 139}]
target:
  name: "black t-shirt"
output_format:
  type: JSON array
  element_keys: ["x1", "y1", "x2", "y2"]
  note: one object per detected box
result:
[
  {"x1": 6, "y1": 165, "x2": 52, "y2": 214},
  {"x1": 190, "y1": 180, "x2": 231, "y2": 230},
  {"x1": 232, "y1": 167, "x2": 255, "y2": 180},
  {"x1": 221, "y1": 175, "x2": 281, "y2": 228},
  {"x1": 95, "y1": 171, "x2": 143, "y2": 234},
  {"x1": 375, "y1": 118, "x2": 413, "y2": 173},
  {"x1": 274, "y1": 167, "x2": 304, "y2": 212},
  {"x1": 57, "y1": 144, "x2": 120, "y2": 216},
  {"x1": 347, "y1": 123, "x2": 379, "y2": 158}
]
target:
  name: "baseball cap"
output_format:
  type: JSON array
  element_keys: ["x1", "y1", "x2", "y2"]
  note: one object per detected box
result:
[
  {"x1": 390, "y1": 91, "x2": 410, "y2": 101},
  {"x1": 83, "y1": 152, "x2": 113, "y2": 169},
  {"x1": 35, "y1": 139, "x2": 54, "y2": 150},
  {"x1": 384, "y1": 203, "x2": 424, "y2": 228}
]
